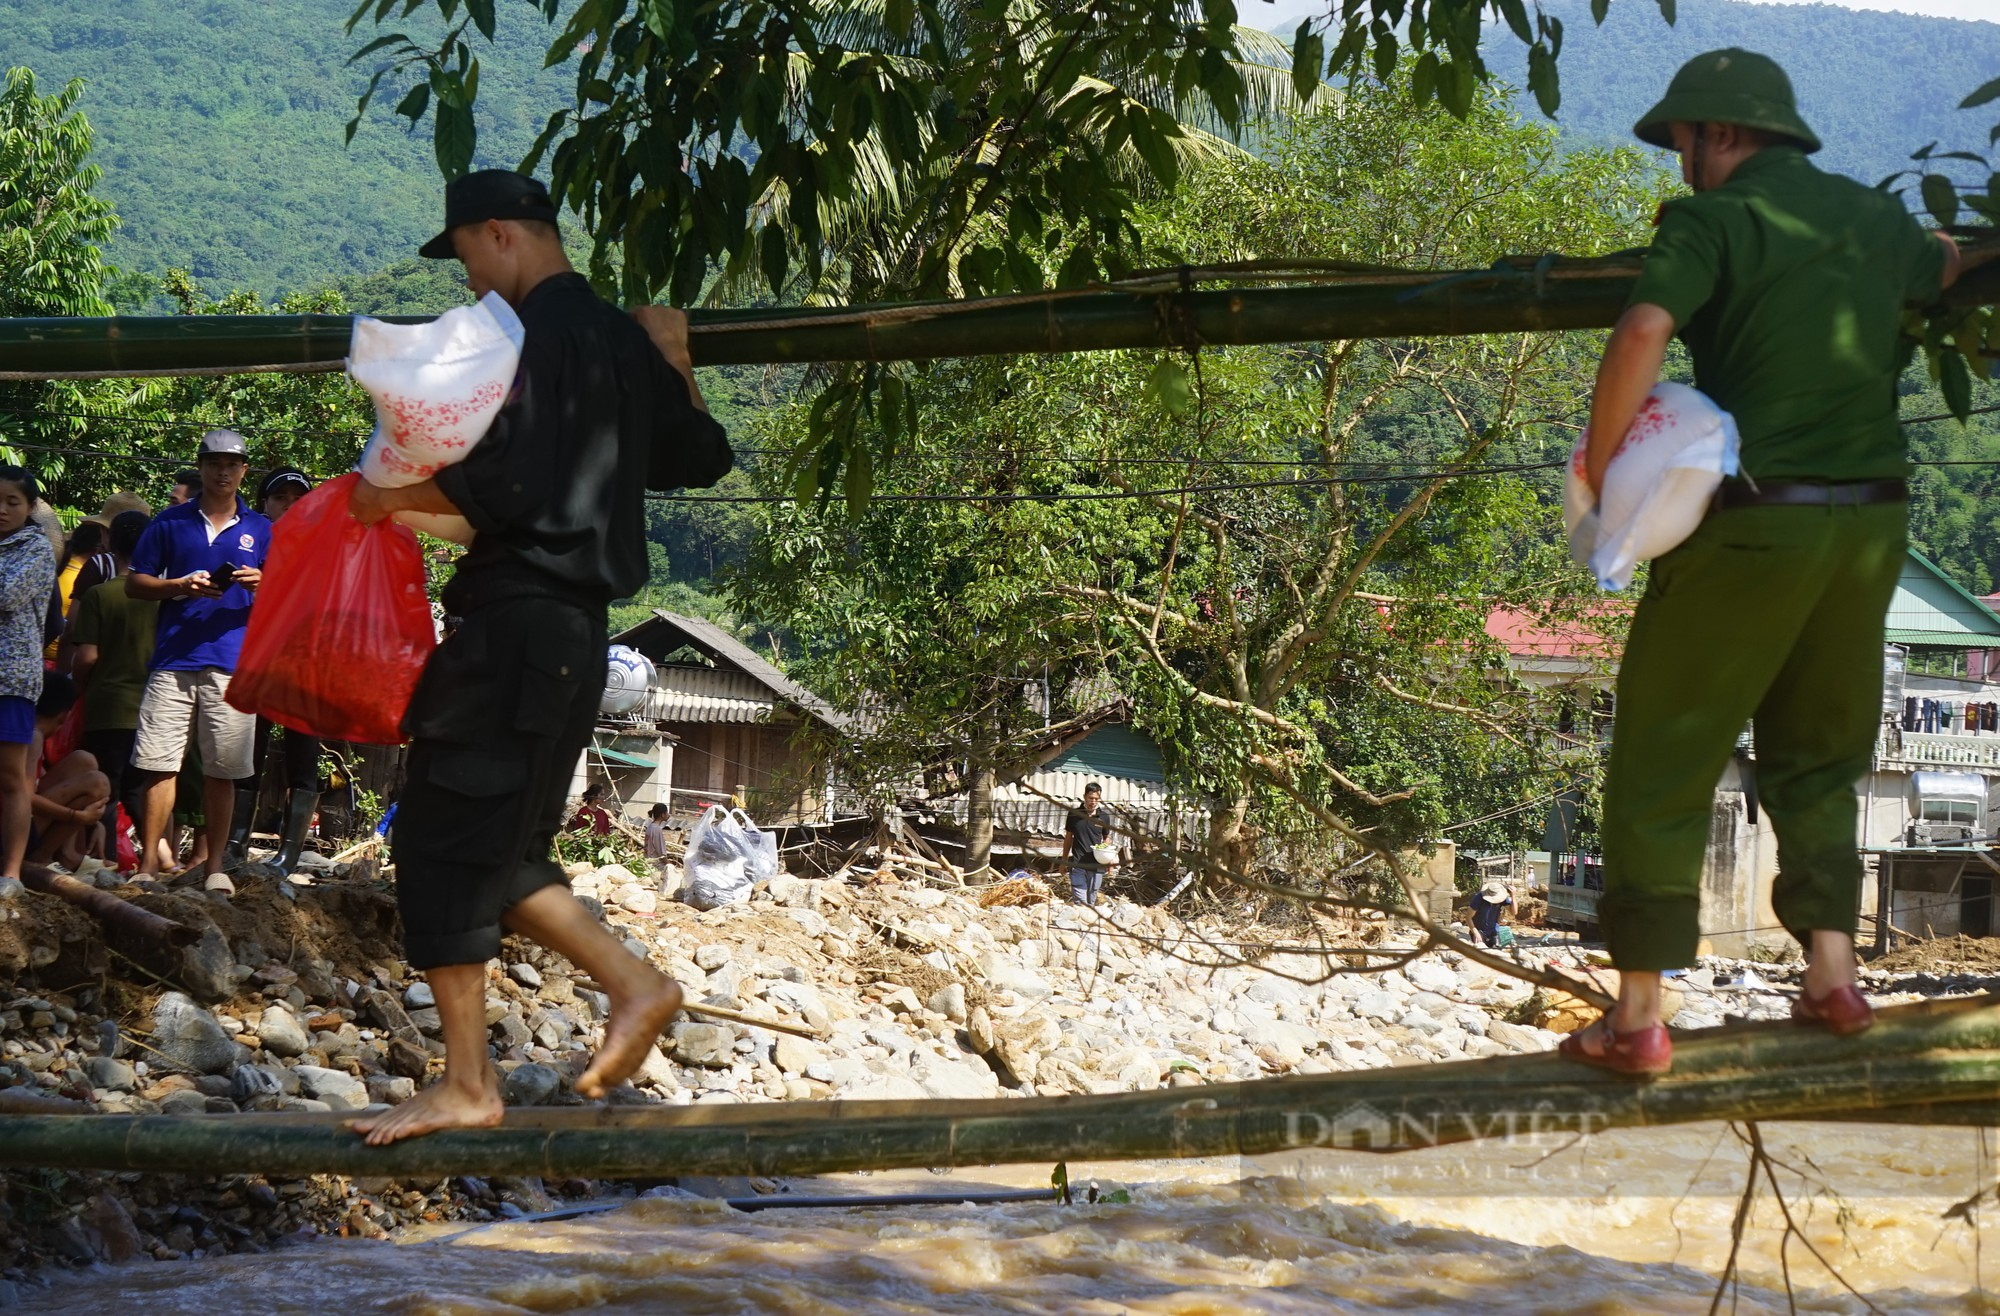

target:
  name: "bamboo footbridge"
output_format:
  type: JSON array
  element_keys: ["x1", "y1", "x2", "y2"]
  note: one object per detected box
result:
[
  {"x1": 2, "y1": 254, "x2": 1998, "y2": 1172},
  {"x1": 0, "y1": 999, "x2": 1995, "y2": 1177},
  {"x1": 0, "y1": 253, "x2": 1995, "y2": 379}
]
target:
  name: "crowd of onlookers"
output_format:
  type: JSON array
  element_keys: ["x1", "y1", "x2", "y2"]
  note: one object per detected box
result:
[{"x1": 0, "y1": 427, "x2": 325, "y2": 901}]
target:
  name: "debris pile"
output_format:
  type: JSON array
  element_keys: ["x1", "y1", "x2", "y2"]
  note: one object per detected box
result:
[{"x1": 0, "y1": 858, "x2": 1990, "y2": 1286}]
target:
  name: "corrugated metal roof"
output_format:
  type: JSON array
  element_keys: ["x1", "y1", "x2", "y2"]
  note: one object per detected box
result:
[
  {"x1": 1002, "y1": 768, "x2": 1180, "y2": 808},
  {"x1": 981, "y1": 768, "x2": 1206, "y2": 839},
  {"x1": 610, "y1": 611, "x2": 848, "y2": 729},
  {"x1": 1887, "y1": 552, "x2": 2000, "y2": 645},
  {"x1": 1888, "y1": 629, "x2": 2000, "y2": 650},
  {"x1": 648, "y1": 666, "x2": 781, "y2": 725}
]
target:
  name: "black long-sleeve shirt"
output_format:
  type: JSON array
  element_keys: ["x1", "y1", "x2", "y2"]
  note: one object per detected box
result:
[{"x1": 434, "y1": 273, "x2": 731, "y2": 606}]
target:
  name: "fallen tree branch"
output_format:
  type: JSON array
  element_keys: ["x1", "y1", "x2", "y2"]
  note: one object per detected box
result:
[
  {"x1": 570, "y1": 979, "x2": 822, "y2": 1041},
  {"x1": 328, "y1": 835, "x2": 384, "y2": 866}
]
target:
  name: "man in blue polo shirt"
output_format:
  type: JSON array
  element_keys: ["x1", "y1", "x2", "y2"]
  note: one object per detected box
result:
[{"x1": 127, "y1": 429, "x2": 270, "y2": 893}]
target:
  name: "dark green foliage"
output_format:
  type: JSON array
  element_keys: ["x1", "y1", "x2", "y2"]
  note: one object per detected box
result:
[
  {"x1": 0, "y1": 69, "x2": 115, "y2": 319},
  {"x1": 0, "y1": 0, "x2": 570, "y2": 296},
  {"x1": 1901, "y1": 372, "x2": 2000, "y2": 596}
]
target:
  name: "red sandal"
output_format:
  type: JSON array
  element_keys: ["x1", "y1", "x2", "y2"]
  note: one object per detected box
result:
[
  {"x1": 1792, "y1": 983, "x2": 1875, "y2": 1037},
  {"x1": 1557, "y1": 1020, "x2": 1673, "y2": 1076}
]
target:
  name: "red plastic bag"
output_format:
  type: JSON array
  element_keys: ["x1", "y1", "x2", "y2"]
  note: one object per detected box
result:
[
  {"x1": 114, "y1": 804, "x2": 136, "y2": 873},
  {"x1": 43, "y1": 698, "x2": 83, "y2": 768},
  {"x1": 227, "y1": 474, "x2": 436, "y2": 744}
]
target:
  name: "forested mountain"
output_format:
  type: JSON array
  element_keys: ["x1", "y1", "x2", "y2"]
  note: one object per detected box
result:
[
  {"x1": 6, "y1": 0, "x2": 1995, "y2": 298},
  {"x1": 1489, "y1": 0, "x2": 2000, "y2": 190},
  {"x1": 0, "y1": 0, "x2": 568, "y2": 295}
]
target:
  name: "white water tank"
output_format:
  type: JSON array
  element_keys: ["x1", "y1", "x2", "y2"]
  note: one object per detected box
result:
[{"x1": 601, "y1": 644, "x2": 656, "y2": 716}]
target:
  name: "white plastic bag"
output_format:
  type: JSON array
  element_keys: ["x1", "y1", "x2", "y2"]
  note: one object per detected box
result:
[
  {"x1": 683, "y1": 806, "x2": 779, "y2": 909},
  {"x1": 1566, "y1": 380, "x2": 1740, "y2": 591},
  {"x1": 347, "y1": 290, "x2": 526, "y2": 545}
]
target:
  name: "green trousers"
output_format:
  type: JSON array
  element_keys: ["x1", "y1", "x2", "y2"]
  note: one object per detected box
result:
[{"x1": 1599, "y1": 501, "x2": 1906, "y2": 970}]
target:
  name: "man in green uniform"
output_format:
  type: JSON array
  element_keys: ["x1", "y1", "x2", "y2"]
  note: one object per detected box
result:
[{"x1": 1564, "y1": 49, "x2": 1968, "y2": 1074}]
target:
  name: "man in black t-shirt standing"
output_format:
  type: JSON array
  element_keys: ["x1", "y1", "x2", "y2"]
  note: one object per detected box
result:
[
  {"x1": 350, "y1": 171, "x2": 732, "y2": 1144},
  {"x1": 1063, "y1": 782, "x2": 1116, "y2": 906}
]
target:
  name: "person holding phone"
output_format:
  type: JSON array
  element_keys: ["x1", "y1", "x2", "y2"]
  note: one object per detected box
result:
[{"x1": 125, "y1": 429, "x2": 271, "y2": 893}]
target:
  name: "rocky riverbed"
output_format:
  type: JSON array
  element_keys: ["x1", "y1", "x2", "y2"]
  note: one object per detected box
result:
[{"x1": 0, "y1": 860, "x2": 1991, "y2": 1304}]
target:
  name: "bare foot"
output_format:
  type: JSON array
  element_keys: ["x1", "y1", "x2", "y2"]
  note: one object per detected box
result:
[
  {"x1": 350, "y1": 1073, "x2": 503, "y2": 1146},
  {"x1": 575, "y1": 974, "x2": 683, "y2": 1099}
]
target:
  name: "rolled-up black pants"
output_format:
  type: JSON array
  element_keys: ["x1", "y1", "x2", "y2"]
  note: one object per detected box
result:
[{"x1": 393, "y1": 586, "x2": 605, "y2": 969}]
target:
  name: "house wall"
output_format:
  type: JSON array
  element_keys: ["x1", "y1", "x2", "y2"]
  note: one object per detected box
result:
[
  {"x1": 665, "y1": 721, "x2": 824, "y2": 823},
  {"x1": 566, "y1": 733, "x2": 675, "y2": 820},
  {"x1": 1886, "y1": 857, "x2": 1974, "y2": 938},
  {"x1": 1700, "y1": 763, "x2": 1782, "y2": 958}
]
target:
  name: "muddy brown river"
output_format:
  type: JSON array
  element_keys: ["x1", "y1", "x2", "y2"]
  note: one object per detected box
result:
[{"x1": 14, "y1": 1121, "x2": 1993, "y2": 1313}]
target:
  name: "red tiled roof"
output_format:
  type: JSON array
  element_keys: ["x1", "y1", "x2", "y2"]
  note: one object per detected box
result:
[{"x1": 1485, "y1": 606, "x2": 1626, "y2": 660}]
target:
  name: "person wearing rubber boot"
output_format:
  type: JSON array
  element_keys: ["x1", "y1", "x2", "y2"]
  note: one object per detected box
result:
[
  {"x1": 347, "y1": 171, "x2": 732, "y2": 1144},
  {"x1": 223, "y1": 468, "x2": 321, "y2": 876},
  {"x1": 1565, "y1": 49, "x2": 1972, "y2": 1075}
]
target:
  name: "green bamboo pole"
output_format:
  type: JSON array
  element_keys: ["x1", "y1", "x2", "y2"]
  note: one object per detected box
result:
[
  {"x1": 0, "y1": 277, "x2": 1628, "y2": 379},
  {"x1": 0, "y1": 998, "x2": 1992, "y2": 1179},
  {"x1": 6, "y1": 259, "x2": 1997, "y2": 380}
]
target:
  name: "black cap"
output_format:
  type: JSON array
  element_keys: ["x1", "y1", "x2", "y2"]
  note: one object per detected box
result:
[
  {"x1": 419, "y1": 170, "x2": 561, "y2": 259},
  {"x1": 257, "y1": 466, "x2": 311, "y2": 504}
]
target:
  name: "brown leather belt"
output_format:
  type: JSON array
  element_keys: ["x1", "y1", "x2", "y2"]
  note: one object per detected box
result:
[{"x1": 1711, "y1": 478, "x2": 1907, "y2": 510}]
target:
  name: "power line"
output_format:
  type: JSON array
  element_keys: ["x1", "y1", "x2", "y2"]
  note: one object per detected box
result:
[
  {"x1": 647, "y1": 461, "x2": 1572, "y2": 504},
  {"x1": 12, "y1": 406, "x2": 2000, "y2": 508}
]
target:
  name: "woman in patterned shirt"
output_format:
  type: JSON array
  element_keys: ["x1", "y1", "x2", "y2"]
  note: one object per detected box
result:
[{"x1": 0, "y1": 466, "x2": 56, "y2": 899}]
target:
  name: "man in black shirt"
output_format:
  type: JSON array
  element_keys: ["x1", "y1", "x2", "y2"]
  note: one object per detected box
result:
[
  {"x1": 1063, "y1": 782, "x2": 1115, "y2": 906},
  {"x1": 350, "y1": 170, "x2": 731, "y2": 1144}
]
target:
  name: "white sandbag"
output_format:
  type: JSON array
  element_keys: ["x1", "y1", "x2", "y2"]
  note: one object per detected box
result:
[
  {"x1": 683, "y1": 806, "x2": 779, "y2": 909},
  {"x1": 347, "y1": 291, "x2": 525, "y2": 544},
  {"x1": 1566, "y1": 380, "x2": 1740, "y2": 591}
]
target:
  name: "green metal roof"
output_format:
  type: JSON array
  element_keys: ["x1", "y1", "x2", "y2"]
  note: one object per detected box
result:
[
  {"x1": 1042, "y1": 724, "x2": 1167, "y2": 784},
  {"x1": 1885, "y1": 551, "x2": 2000, "y2": 649},
  {"x1": 1886, "y1": 628, "x2": 2000, "y2": 649},
  {"x1": 591, "y1": 746, "x2": 658, "y2": 769}
]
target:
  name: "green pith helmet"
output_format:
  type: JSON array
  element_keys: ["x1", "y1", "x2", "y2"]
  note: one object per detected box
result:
[{"x1": 1633, "y1": 48, "x2": 1821, "y2": 155}]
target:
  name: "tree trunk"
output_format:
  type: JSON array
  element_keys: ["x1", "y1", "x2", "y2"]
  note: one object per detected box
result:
[
  {"x1": 2, "y1": 997, "x2": 1994, "y2": 1179},
  {"x1": 1203, "y1": 788, "x2": 1254, "y2": 883},
  {"x1": 965, "y1": 765, "x2": 995, "y2": 877}
]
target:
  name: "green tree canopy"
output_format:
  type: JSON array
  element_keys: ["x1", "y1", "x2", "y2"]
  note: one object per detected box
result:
[
  {"x1": 0, "y1": 68, "x2": 116, "y2": 319},
  {"x1": 737, "y1": 77, "x2": 1661, "y2": 879}
]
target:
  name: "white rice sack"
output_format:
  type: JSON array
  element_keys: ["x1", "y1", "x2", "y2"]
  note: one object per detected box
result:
[
  {"x1": 348, "y1": 291, "x2": 525, "y2": 544},
  {"x1": 1565, "y1": 380, "x2": 1740, "y2": 591}
]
